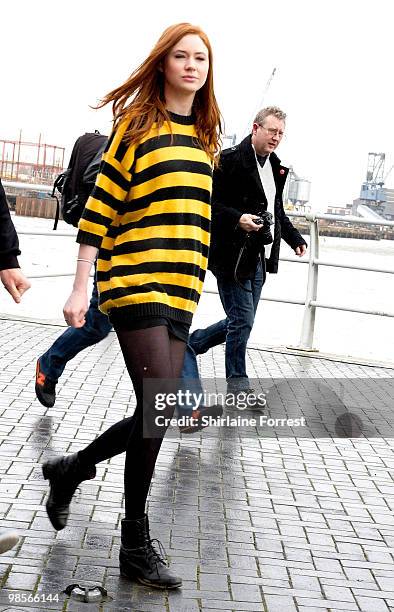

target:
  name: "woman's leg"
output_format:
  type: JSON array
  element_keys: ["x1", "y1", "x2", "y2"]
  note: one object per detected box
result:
[
  {"x1": 113, "y1": 327, "x2": 185, "y2": 588},
  {"x1": 115, "y1": 327, "x2": 185, "y2": 518},
  {"x1": 79, "y1": 325, "x2": 185, "y2": 518},
  {"x1": 43, "y1": 324, "x2": 185, "y2": 587},
  {"x1": 43, "y1": 326, "x2": 185, "y2": 529},
  {"x1": 78, "y1": 331, "x2": 185, "y2": 466}
]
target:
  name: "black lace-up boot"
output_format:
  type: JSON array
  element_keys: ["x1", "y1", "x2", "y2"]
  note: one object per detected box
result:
[
  {"x1": 119, "y1": 515, "x2": 182, "y2": 589},
  {"x1": 42, "y1": 453, "x2": 96, "y2": 530}
]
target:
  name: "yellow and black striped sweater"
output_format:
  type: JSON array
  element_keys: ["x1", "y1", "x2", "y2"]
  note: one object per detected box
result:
[{"x1": 77, "y1": 112, "x2": 213, "y2": 325}]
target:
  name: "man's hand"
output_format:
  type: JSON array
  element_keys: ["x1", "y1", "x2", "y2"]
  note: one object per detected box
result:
[
  {"x1": 238, "y1": 214, "x2": 263, "y2": 232},
  {"x1": 63, "y1": 289, "x2": 89, "y2": 328},
  {"x1": 0, "y1": 269, "x2": 31, "y2": 303},
  {"x1": 294, "y1": 244, "x2": 307, "y2": 257}
]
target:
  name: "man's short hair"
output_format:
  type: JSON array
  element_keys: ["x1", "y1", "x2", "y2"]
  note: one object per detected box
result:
[{"x1": 254, "y1": 106, "x2": 286, "y2": 125}]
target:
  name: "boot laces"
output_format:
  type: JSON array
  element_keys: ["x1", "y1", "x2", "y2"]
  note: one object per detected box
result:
[{"x1": 146, "y1": 538, "x2": 168, "y2": 568}]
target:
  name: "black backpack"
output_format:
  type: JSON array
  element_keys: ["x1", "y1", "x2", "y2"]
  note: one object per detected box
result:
[{"x1": 52, "y1": 131, "x2": 107, "y2": 229}]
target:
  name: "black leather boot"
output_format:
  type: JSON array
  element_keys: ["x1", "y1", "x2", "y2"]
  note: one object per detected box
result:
[
  {"x1": 119, "y1": 515, "x2": 182, "y2": 589},
  {"x1": 42, "y1": 453, "x2": 96, "y2": 530}
]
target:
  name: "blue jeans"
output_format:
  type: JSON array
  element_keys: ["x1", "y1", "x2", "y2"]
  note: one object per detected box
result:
[
  {"x1": 180, "y1": 319, "x2": 228, "y2": 401},
  {"x1": 218, "y1": 259, "x2": 265, "y2": 388},
  {"x1": 183, "y1": 319, "x2": 228, "y2": 379},
  {"x1": 182, "y1": 259, "x2": 265, "y2": 392},
  {"x1": 39, "y1": 278, "x2": 113, "y2": 380}
]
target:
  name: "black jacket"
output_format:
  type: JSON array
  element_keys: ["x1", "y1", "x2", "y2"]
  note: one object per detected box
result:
[
  {"x1": 208, "y1": 135, "x2": 307, "y2": 278},
  {"x1": 0, "y1": 178, "x2": 20, "y2": 270}
]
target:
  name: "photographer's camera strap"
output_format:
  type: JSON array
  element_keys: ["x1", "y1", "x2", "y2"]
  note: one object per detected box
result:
[
  {"x1": 234, "y1": 234, "x2": 253, "y2": 293},
  {"x1": 255, "y1": 152, "x2": 276, "y2": 259}
]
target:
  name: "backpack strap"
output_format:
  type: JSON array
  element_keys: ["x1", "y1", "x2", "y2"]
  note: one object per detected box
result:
[
  {"x1": 51, "y1": 172, "x2": 66, "y2": 230},
  {"x1": 52, "y1": 193, "x2": 60, "y2": 230}
]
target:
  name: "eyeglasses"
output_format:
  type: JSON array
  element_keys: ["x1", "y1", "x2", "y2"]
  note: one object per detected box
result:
[{"x1": 258, "y1": 124, "x2": 284, "y2": 138}]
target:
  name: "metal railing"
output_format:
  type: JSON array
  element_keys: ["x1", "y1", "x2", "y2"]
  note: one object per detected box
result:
[
  {"x1": 205, "y1": 212, "x2": 394, "y2": 351},
  {"x1": 3, "y1": 180, "x2": 53, "y2": 193},
  {"x1": 8, "y1": 207, "x2": 394, "y2": 352},
  {"x1": 294, "y1": 213, "x2": 394, "y2": 349}
]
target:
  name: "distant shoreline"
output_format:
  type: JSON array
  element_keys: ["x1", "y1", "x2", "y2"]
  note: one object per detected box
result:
[{"x1": 292, "y1": 220, "x2": 394, "y2": 241}]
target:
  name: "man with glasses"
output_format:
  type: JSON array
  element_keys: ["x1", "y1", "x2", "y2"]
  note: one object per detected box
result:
[{"x1": 182, "y1": 106, "x2": 307, "y2": 406}]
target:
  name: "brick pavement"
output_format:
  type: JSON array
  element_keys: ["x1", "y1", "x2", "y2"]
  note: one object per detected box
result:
[{"x1": 0, "y1": 319, "x2": 394, "y2": 612}]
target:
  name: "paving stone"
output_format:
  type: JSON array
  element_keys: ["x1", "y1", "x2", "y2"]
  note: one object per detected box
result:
[
  {"x1": 231, "y1": 583, "x2": 262, "y2": 602},
  {"x1": 264, "y1": 594, "x2": 297, "y2": 611},
  {"x1": 4, "y1": 571, "x2": 38, "y2": 590},
  {"x1": 201, "y1": 600, "x2": 264, "y2": 611},
  {"x1": 353, "y1": 587, "x2": 394, "y2": 599},
  {"x1": 167, "y1": 597, "x2": 201, "y2": 612},
  {"x1": 355, "y1": 596, "x2": 390, "y2": 611},
  {"x1": 375, "y1": 574, "x2": 394, "y2": 591},
  {"x1": 313, "y1": 558, "x2": 343, "y2": 573},
  {"x1": 295, "y1": 597, "x2": 358, "y2": 610},
  {"x1": 344, "y1": 566, "x2": 376, "y2": 582},
  {"x1": 322, "y1": 585, "x2": 356, "y2": 602},
  {"x1": 200, "y1": 573, "x2": 229, "y2": 591},
  {"x1": 290, "y1": 574, "x2": 322, "y2": 592}
]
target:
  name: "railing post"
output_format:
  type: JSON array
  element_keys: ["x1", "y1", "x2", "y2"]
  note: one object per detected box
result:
[{"x1": 297, "y1": 213, "x2": 319, "y2": 351}]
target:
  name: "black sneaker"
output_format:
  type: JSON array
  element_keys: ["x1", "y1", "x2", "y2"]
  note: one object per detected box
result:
[
  {"x1": 35, "y1": 359, "x2": 57, "y2": 407},
  {"x1": 225, "y1": 388, "x2": 266, "y2": 411},
  {"x1": 179, "y1": 404, "x2": 223, "y2": 434}
]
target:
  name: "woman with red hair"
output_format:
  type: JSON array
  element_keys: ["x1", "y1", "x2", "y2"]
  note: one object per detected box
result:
[{"x1": 42, "y1": 22, "x2": 221, "y2": 589}]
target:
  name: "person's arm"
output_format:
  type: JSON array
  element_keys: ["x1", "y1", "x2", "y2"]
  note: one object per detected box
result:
[
  {"x1": 0, "y1": 180, "x2": 31, "y2": 302},
  {"x1": 63, "y1": 244, "x2": 98, "y2": 327},
  {"x1": 0, "y1": 268, "x2": 31, "y2": 303},
  {"x1": 64, "y1": 121, "x2": 133, "y2": 327},
  {"x1": 0, "y1": 179, "x2": 20, "y2": 269},
  {"x1": 278, "y1": 203, "x2": 308, "y2": 256}
]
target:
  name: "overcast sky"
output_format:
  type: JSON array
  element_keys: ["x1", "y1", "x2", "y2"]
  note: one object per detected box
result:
[{"x1": 2, "y1": 0, "x2": 393, "y2": 210}]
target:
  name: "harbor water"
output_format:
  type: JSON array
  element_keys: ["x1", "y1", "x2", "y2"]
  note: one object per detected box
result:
[{"x1": 2, "y1": 215, "x2": 394, "y2": 366}]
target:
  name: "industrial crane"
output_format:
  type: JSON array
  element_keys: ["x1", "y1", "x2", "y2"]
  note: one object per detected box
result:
[{"x1": 241, "y1": 67, "x2": 277, "y2": 140}]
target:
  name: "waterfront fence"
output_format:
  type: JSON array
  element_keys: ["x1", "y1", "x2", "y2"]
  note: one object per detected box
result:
[{"x1": 4, "y1": 181, "x2": 394, "y2": 353}]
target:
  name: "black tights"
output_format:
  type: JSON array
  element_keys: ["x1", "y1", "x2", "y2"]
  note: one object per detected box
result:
[{"x1": 78, "y1": 325, "x2": 186, "y2": 519}]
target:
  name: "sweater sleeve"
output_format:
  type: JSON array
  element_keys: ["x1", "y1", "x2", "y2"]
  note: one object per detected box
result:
[
  {"x1": 77, "y1": 121, "x2": 134, "y2": 248},
  {"x1": 279, "y1": 207, "x2": 308, "y2": 249},
  {"x1": 0, "y1": 179, "x2": 21, "y2": 270}
]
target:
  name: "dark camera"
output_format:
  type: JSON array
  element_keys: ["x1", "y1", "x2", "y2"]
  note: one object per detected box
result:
[{"x1": 254, "y1": 211, "x2": 274, "y2": 244}]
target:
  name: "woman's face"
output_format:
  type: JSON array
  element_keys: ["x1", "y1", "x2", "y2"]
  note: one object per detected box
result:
[{"x1": 163, "y1": 34, "x2": 209, "y2": 98}]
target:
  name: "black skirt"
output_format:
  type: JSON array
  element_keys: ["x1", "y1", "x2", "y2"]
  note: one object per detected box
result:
[{"x1": 109, "y1": 312, "x2": 190, "y2": 343}]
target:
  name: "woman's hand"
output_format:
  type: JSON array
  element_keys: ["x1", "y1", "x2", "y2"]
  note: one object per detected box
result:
[
  {"x1": 63, "y1": 289, "x2": 89, "y2": 328},
  {"x1": 64, "y1": 244, "x2": 98, "y2": 327}
]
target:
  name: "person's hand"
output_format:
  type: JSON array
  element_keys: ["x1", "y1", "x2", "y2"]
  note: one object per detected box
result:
[
  {"x1": 63, "y1": 289, "x2": 88, "y2": 328},
  {"x1": 0, "y1": 269, "x2": 31, "y2": 303},
  {"x1": 294, "y1": 244, "x2": 307, "y2": 257},
  {"x1": 238, "y1": 214, "x2": 263, "y2": 232}
]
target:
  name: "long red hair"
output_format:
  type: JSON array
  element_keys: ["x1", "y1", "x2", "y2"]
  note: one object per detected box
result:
[{"x1": 97, "y1": 23, "x2": 222, "y2": 163}]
